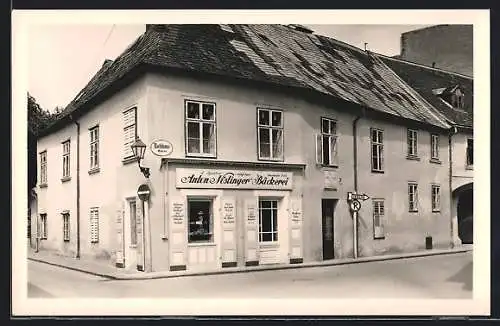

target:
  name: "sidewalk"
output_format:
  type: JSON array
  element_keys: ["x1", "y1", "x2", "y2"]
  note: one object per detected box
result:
[{"x1": 28, "y1": 246, "x2": 472, "y2": 281}]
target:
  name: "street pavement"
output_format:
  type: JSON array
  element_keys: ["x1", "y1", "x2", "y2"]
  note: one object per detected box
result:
[{"x1": 27, "y1": 251, "x2": 472, "y2": 299}]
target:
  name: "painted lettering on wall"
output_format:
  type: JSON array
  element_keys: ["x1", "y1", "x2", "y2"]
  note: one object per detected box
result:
[
  {"x1": 172, "y1": 202, "x2": 185, "y2": 225},
  {"x1": 176, "y1": 168, "x2": 293, "y2": 190},
  {"x1": 223, "y1": 201, "x2": 235, "y2": 224}
]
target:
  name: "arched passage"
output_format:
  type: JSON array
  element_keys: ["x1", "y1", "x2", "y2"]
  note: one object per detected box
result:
[{"x1": 454, "y1": 183, "x2": 473, "y2": 244}]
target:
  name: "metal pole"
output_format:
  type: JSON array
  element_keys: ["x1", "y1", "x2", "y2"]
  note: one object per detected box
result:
[{"x1": 353, "y1": 211, "x2": 358, "y2": 259}]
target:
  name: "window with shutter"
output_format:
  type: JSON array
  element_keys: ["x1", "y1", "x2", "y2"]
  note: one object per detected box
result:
[
  {"x1": 40, "y1": 151, "x2": 47, "y2": 185},
  {"x1": 89, "y1": 126, "x2": 99, "y2": 170},
  {"x1": 62, "y1": 213, "x2": 70, "y2": 241},
  {"x1": 373, "y1": 199, "x2": 385, "y2": 239},
  {"x1": 123, "y1": 108, "x2": 137, "y2": 159},
  {"x1": 408, "y1": 183, "x2": 418, "y2": 212},
  {"x1": 90, "y1": 207, "x2": 99, "y2": 243}
]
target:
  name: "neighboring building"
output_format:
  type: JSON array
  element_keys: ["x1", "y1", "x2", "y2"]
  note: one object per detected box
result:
[
  {"x1": 379, "y1": 54, "x2": 473, "y2": 245},
  {"x1": 395, "y1": 25, "x2": 473, "y2": 77},
  {"x1": 34, "y1": 24, "x2": 454, "y2": 274}
]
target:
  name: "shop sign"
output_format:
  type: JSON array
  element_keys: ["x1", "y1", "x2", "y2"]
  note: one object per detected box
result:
[
  {"x1": 150, "y1": 139, "x2": 173, "y2": 157},
  {"x1": 176, "y1": 168, "x2": 293, "y2": 190}
]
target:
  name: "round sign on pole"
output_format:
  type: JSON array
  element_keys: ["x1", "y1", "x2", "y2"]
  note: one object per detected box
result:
[
  {"x1": 350, "y1": 199, "x2": 361, "y2": 212},
  {"x1": 137, "y1": 184, "x2": 151, "y2": 201},
  {"x1": 150, "y1": 140, "x2": 173, "y2": 157}
]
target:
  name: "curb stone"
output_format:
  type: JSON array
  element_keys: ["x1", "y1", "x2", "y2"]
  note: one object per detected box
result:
[{"x1": 28, "y1": 247, "x2": 472, "y2": 281}]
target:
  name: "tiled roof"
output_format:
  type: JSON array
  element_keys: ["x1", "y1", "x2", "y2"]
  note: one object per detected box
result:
[
  {"x1": 43, "y1": 24, "x2": 452, "y2": 135},
  {"x1": 378, "y1": 55, "x2": 473, "y2": 128}
]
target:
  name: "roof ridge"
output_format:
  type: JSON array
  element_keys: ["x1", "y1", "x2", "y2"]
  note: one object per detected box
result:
[{"x1": 375, "y1": 52, "x2": 473, "y2": 80}]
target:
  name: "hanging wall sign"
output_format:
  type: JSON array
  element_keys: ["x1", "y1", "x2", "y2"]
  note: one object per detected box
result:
[
  {"x1": 150, "y1": 140, "x2": 173, "y2": 157},
  {"x1": 176, "y1": 168, "x2": 293, "y2": 190}
]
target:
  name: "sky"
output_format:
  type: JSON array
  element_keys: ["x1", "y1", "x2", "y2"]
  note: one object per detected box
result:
[{"x1": 28, "y1": 24, "x2": 430, "y2": 112}]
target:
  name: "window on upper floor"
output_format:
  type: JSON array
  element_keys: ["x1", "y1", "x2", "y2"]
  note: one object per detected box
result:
[
  {"x1": 371, "y1": 128, "x2": 384, "y2": 172},
  {"x1": 316, "y1": 118, "x2": 338, "y2": 166},
  {"x1": 89, "y1": 126, "x2": 99, "y2": 171},
  {"x1": 40, "y1": 151, "x2": 47, "y2": 185},
  {"x1": 408, "y1": 182, "x2": 419, "y2": 212},
  {"x1": 123, "y1": 107, "x2": 137, "y2": 159},
  {"x1": 431, "y1": 185, "x2": 441, "y2": 212},
  {"x1": 467, "y1": 138, "x2": 473, "y2": 167},
  {"x1": 62, "y1": 140, "x2": 71, "y2": 179},
  {"x1": 431, "y1": 134, "x2": 440, "y2": 161},
  {"x1": 185, "y1": 100, "x2": 217, "y2": 157},
  {"x1": 257, "y1": 108, "x2": 283, "y2": 161},
  {"x1": 407, "y1": 129, "x2": 418, "y2": 158}
]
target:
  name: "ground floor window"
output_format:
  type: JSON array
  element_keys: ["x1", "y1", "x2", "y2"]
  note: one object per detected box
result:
[
  {"x1": 372, "y1": 199, "x2": 385, "y2": 239},
  {"x1": 90, "y1": 207, "x2": 99, "y2": 243},
  {"x1": 188, "y1": 199, "x2": 213, "y2": 243},
  {"x1": 258, "y1": 199, "x2": 278, "y2": 242},
  {"x1": 62, "y1": 213, "x2": 70, "y2": 242},
  {"x1": 40, "y1": 214, "x2": 47, "y2": 239}
]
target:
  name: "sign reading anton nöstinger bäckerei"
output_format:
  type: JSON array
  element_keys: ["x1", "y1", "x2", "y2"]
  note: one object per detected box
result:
[{"x1": 176, "y1": 168, "x2": 293, "y2": 190}]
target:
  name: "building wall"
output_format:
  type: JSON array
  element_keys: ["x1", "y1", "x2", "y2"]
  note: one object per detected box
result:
[
  {"x1": 452, "y1": 131, "x2": 474, "y2": 191},
  {"x1": 36, "y1": 75, "x2": 149, "y2": 263},
  {"x1": 36, "y1": 70, "x2": 454, "y2": 272},
  {"x1": 399, "y1": 25, "x2": 473, "y2": 77},
  {"x1": 143, "y1": 72, "x2": 452, "y2": 268}
]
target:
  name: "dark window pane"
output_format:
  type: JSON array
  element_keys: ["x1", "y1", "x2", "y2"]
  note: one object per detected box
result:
[
  {"x1": 272, "y1": 209, "x2": 277, "y2": 232},
  {"x1": 322, "y1": 119, "x2": 329, "y2": 133},
  {"x1": 202, "y1": 123, "x2": 215, "y2": 154},
  {"x1": 262, "y1": 233, "x2": 272, "y2": 242},
  {"x1": 188, "y1": 200, "x2": 212, "y2": 242},
  {"x1": 202, "y1": 104, "x2": 215, "y2": 120},
  {"x1": 271, "y1": 129, "x2": 283, "y2": 159},
  {"x1": 260, "y1": 200, "x2": 271, "y2": 209},
  {"x1": 187, "y1": 102, "x2": 200, "y2": 119},
  {"x1": 187, "y1": 122, "x2": 200, "y2": 153},
  {"x1": 322, "y1": 135, "x2": 330, "y2": 165},
  {"x1": 259, "y1": 110, "x2": 270, "y2": 126},
  {"x1": 261, "y1": 209, "x2": 272, "y2": 233},
  {"x1": 271, "y1": 111, "x2": 282, "y2": 127},
  {"x1": 259, "y1": 128, "x2": 270, "y2": 157}
]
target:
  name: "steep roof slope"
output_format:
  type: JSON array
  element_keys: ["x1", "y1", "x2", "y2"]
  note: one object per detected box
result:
[
  {"x1": 379, "y1": 55, "x2": 473, "y2": 128},
  {"x1": 42, "y1": 24, "x2": 451, "y2": 136}
]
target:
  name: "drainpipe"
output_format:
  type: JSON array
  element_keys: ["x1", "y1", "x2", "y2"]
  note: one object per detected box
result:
[
  {"x1": 449, "y1": 126, "x2": 458, "y2": 248},
  {"x1": 352, "y1": 107, "x2": 366, "y2": 259},
  {"x1": 70, "y1": 114, "x2": 81, "y2": 259}
]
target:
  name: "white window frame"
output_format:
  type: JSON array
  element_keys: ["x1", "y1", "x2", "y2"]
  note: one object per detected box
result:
[
  {"x1": 316, "y1": 118, "x2": 338, "y2": 166},
  {"x1": 408, "y1": 183, "x2": 418, "y2": 212},
  {"x1": 62, "y1": 140, "x2": 71, "y2": 178},
  {"x1": 258, "y1": 199, "x2": 279, "y2": 243},
  {"x1": 123, "y1": 107, "x2": 137, "y2": 159},
  {"x1": 89, "y1": 125, "x2": 99, "y2": 170},
  {"x1": 431, "y1": 185, "x2": 441, "y2": 212},
  {"x1": 371, "y1": 128, "x2": 384, "y2": 172},
  {"x1": 431, "y1": 133, "x2": 439, "y2": 160},
  {"x1": 40, "y1": 151, "x2": 47, "y2": 185},
  {"x1": 372, "y1": 199, "x2": 385, "y2": 239},
  {"x1": 40, "y1": 213, "x2": 47, "y2": 239},
  {"x1": 185, "y1": 100, "x2": 217, "y2": 157},
  {"x1": 257, "y1": 108, "x2": 284, "y2": 161},
  {"x1": 90, "y1": 207, "x2": 99, "y2": 243},
  {"x1": 62, "y1": 213, "x2": 70, "y2": 242},
  {"x1": 407, "y1": 129, "x2": 418, "y2": 157},
  {"x1": 187, "y1": 198, "x2": 214, "y2": 243}
]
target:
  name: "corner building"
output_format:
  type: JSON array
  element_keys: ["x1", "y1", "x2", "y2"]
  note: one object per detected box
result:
[{"x1": 34, "y1": 24, "x2": 457, "y2": 274}]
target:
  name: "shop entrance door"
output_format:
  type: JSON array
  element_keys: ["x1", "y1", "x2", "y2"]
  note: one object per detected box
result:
[{"x1": 322, "y1": 199, "x2": 336, "y2": 260}]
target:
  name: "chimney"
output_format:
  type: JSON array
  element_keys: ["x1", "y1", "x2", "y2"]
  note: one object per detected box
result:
[
  {"x1": 432, "y1": 62, "x2": 436, "y2": 68},
  {"x1": 146, "y1": 24, "x2": 167, "y2": 32},
  {"x1": 102, "y1": 59, "x2": 113, "y2": 68},
  {"x1": 288, "y1": 24, "x2": 314, "y2": 34}
]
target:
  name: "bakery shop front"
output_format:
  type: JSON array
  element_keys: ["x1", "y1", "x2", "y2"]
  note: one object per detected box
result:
[{"x1": 163, "y1": 161, "x2": 305, "y2": 273}]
